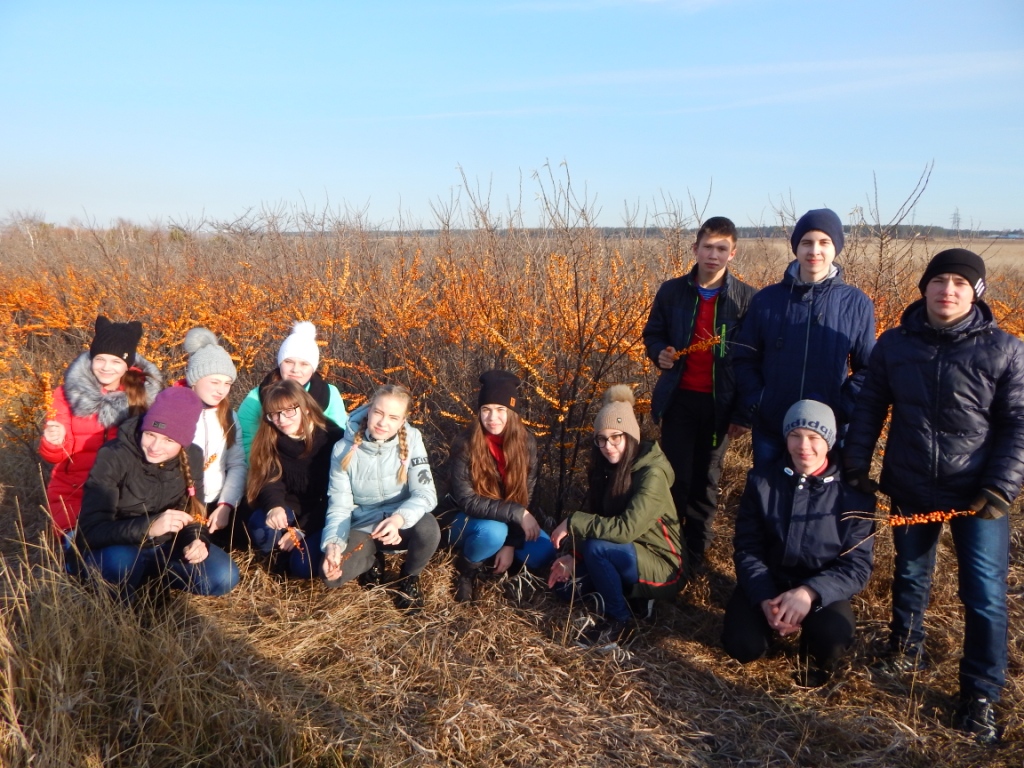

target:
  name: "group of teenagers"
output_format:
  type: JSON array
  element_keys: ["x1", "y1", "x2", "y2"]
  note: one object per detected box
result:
[{"x1": 37, "y1": 208, "x2": 1024, "y2": 745}]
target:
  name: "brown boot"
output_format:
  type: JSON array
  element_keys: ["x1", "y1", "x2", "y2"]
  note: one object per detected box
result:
[{"x1": 454, "y1": 555, "x2": 484, "y2": 603}]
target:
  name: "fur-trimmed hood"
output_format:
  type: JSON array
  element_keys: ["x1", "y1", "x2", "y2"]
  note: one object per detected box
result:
[{"x1": 62, "y1": 351, "x2": 163, "y2": 428}]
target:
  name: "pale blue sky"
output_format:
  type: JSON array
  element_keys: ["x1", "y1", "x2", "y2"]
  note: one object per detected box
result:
[{"x1": 1, "y1": 0, "x2": 1021, "y2": 230}]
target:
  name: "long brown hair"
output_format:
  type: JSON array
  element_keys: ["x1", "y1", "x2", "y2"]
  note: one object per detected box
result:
[
  {"x1": 122, "y1": 367, "x2": 151, "y2": 417},
  {"x1": 178, "y1": 450, "x2": 208, "y2": 521},
  {"x1": 466, "y1": 408, "x2": 530, "y2": 506},
  {"x1": 587, "y1": 435, "x2": 640, "y2": 516},
  {"x1": 341, "y1": 384, "x2": 413, "y2": 483},
  {"x1": 245, "y1": 380, "x2": 327, "y2": 504}
]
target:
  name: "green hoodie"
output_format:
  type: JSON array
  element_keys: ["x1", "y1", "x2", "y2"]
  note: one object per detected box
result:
[{"x1": 567, "y1": 441, "x2": 684, "y2": 599}]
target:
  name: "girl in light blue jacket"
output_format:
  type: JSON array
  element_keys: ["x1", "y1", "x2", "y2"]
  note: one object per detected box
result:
[{"x1": 321, "y1": 384, "x2": 440, "y2": 612}]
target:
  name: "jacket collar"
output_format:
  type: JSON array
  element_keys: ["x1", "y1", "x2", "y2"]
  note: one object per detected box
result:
[{"x1": 900, "y1": 298, "x2": 994, "y2": 340}]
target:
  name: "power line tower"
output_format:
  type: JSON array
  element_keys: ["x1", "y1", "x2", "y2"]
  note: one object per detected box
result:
[{"x1": 951, "y1": 208, "x2": 961, "y2": 232}]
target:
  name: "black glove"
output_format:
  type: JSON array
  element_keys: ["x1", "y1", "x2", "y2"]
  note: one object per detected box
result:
[
  {"x1": 970, "y1": 488, "x2": 1010, "y2": 520},
  {"x1": 843, "y1": 465, "x2": 878, "y2": 495}
]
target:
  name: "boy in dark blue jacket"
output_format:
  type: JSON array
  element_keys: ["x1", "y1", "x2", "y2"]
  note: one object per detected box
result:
[
  {"x1": 642, "y1": 216, "x2": 756, "y2": 574},
  {"x1": 730, "y1": 208, "x2": 875, "y2": 469},
  {"x1": 845, "y1": 249, "x2": 1024, "y2": 744},
  {"x1": 723, "y1": 400, "x2": 875, "y2": 684}
]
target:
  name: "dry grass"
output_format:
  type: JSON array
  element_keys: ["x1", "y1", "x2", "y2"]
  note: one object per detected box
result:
[{"x1": 1, "y1": 202, "x2": 1023, "y2": 765}]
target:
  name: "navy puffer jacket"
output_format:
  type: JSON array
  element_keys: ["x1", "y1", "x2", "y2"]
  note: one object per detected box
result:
[
  {"x1": 642, "y1": 267, "x2": 756, "y2": 434},
  {"x1": 844, "y1": 299, "x2": 1024, "y2": 511},
  {"x1": 733, "y1": 458, "x2": 875, "y2": 609},
  {"x1": 731, "y1": 262, "x2": 875, "y2": 433}
]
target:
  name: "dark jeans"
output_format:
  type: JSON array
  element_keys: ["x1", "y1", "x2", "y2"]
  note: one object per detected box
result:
[
  {"x1": 890, "y1": 506, "x2": 1009, "y2": 700},
  {"x1": 552, "y1": 538, "x2": 639, "y2": 623},
  {"x1": 721, "y1": 586, "x2": 856, "y2": 668},
  {"x1": 324, "y1": 513, "x2": 441, "y2": 588},
  {"x1": 659, "y1": 390, "x2": 728, "y2": 564},
  {"x1": 449, "y1": 512, "x2": 556, "y2": 571},
  {"x1": 247, "y1": 507, "x2": 324, "y2": 579},
  {"x1": 750, "y1": 426, "x2": 787, "y2": 471},
  {"x1": 85, "y1": 542, "x2": 240, "y2": 598}
]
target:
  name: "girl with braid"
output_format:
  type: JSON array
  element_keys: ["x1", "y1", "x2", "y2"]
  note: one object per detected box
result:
[
  {"x1": 322, "y1": 385, "x2": 440, "y2": 613},
  {"x1": 245, "y1": 380, "x2": 344, "y2": 578},
  {"x1": 76, "y1": 387, "x2": 240, "y2": 598}
]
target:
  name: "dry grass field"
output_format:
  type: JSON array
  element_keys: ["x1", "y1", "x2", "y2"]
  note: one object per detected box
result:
[{"x1": 1, "y1": 203, "x2": 1022, "y2": 766}]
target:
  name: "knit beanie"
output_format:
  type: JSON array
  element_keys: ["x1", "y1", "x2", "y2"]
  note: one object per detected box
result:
[
  {"x1": 90, "y1": 315, "x2": 143, "y2": 364},
  {"x1": 478, "y1": 369, "x2": 521, "y2": 410},
  {"x1": 141, "y1": 387, "x2": 203, "y2": 447},
  {"x1": 277, "y1": 321, "x2": 320, "y2": 369},
  {"x1": 790, "y1": 208, "x2": 845, "y2": 255},
  {"x1": 184, "y1": 327, "x2": 237, "y2": 386},
  {"x1": 593, "y1": 384, "x2": 641, "y2": 442},
  {"x1": 918, "y1": 248, "x2": 987, "y2": 300},
  {"x1": 782, "y1": 399, "x2": 837, "y2": 450}
]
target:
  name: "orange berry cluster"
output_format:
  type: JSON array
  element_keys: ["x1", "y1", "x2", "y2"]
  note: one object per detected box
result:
[
  {"x1": 886, "y1": 509, "x2": 975, "y2": 526},
  {"x1": 285, "y1": 526, "x2": 305, "y2": 553},
  {"x1": 673, "y1": 335, "x2": 722, "y2": 360}
]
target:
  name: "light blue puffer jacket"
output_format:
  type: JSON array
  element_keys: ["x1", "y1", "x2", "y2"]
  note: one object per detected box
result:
[{"x1": 321, "y1": 405, "x2": 437, "y2": 550}]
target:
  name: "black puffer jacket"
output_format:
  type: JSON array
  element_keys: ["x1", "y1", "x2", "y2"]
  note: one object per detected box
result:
[
  {"x1": 642, "y1": 267, "x2": 756, "y2": 433},
  {"x1": 733, "y1": 458, "x2": 875, "y2": 609},
  {"x1": 77, "y1": 416, "x2": 207, "y2": 551},
  {"x1": 449, "y1": 430, "x2": 539, "y2": 549},
  {"x1": 254, "y1": 421, "x2": 345, "y2": 534},
  {"x1": 844, "y1": 299, "x2": 1024, "y2": 511}
]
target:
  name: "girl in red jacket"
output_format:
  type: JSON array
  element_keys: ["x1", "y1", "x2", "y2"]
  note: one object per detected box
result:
[{"x1": 39, "y1": 316, "x2": 162, "y2": 537}]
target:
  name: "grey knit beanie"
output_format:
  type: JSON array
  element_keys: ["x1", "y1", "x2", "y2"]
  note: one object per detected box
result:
[
  {"x1": 185, "y1": 327, "x2": 237, "y2": 386},
  {"x1": 782, "y1": 399, "x2": 836, "y2": 449},
  {"x1": 593, "y1": 384, "x2": 641, "y2": 442}
]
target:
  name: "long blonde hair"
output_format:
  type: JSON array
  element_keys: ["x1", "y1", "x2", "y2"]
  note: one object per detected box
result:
[
  {"x1": 245, "y1": 380, "x2": 327, "y2": 504},
  {"x1": 340, "y1": 384, "x2": 413, "y2": 483}
]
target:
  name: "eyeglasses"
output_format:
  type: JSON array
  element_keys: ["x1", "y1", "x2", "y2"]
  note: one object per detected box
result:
[
  {"x1": 593, "y1": 432, "x2": 626, "y2": 448},
  {"x1": 266, "y1": 406, "x2": 301, "y2": 422}
]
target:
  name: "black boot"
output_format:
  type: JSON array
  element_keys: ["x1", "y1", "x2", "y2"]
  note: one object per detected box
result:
[
  {"x1": 454, "y1": 555, "x2": 483, "y2": 603},
  {"x1": 393, "y1": 575, "x2": 424, "y2": 614},
  {"x1": 359, "y1": 551, "x2": 387, "y2": 588}
]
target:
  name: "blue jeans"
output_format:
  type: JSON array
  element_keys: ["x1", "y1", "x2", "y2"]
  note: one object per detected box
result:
[
  {"x1": 85, "y1": 542, "x2": 239, "y2": 597},
  {"x1": 750, "y1": 427, "x2": 787, "y2": 471},
  {"x1": 449, "y1": 513, "x2": 556, "y2": 572},
  {"x1": 554, "y1": 538, "x2": 639, "y2": 623},
  {"x1": 890, "y1": 508, "x2": 1009, "y2": 700},
  {"x1": 248, "y1": 507, "x2": 324, "y2": 579}
]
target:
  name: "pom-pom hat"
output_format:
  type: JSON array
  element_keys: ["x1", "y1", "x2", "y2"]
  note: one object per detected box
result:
[
  {"x1": 184, "y1": 327, "x2": 237, "y2": 386},
  {"x1": 593, "y1": 384, "x2": 641, "y2": 443},
  {"x1": 277, "y1": 321, "x2": 320, "y2": 369}
]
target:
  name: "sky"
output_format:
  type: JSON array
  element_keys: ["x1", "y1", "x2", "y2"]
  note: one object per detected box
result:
[{"x1": 1, "y1": 0, "x2": 1022, "y2": 231}]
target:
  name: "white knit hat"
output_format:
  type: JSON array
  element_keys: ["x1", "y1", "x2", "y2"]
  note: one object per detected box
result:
[{"x1": 277, "y1": 321, "x2": 320, "y2": 369}]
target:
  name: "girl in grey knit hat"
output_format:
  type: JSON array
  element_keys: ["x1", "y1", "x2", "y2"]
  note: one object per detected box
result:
[{"x1": 183, "y1": 327, "x2": 247, "y2": 547}]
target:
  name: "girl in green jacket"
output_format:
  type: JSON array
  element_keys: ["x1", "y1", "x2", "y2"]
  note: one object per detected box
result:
[{"x1": 549, "y1": 385, "x2": 685, "y2": 648}]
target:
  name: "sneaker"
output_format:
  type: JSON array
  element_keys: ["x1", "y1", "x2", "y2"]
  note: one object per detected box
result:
[
  {"x1": 359, "y1": 552, "x2": 386, "y2": 588},
  {"x1": 873, "y1": 646, "x2": 928, "y2": 675},
  {"x1": 954, "y1": 696, "x2": 1002, "y2": 745},
  {"x1": 575, "y1": 618, "x2": 634, "y2": 650},
  {"x1": 392, "y1": 575, "x2": 424, "y2": 614}
]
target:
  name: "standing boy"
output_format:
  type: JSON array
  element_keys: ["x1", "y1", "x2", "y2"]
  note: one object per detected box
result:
[
  {"x1": 844, "y1": 249, "x2": 1024, "y2": 744},
  {"x1": 731, "y1": 208, "x2": 875, "y2": 468},
  {"x1": 642, "y1": 216, "x2": 756, "y2": 573}
]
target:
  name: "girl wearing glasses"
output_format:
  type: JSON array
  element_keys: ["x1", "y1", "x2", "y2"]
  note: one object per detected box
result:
[
  {"x1": 448, "y1": 370, "x2": 556, "y2": 602},
  {"x1": 321, "y1": 384, "x2": 440, "y2": 613},
  {"x1": 236, "y1": 321, "x2": 348, "y2": 459},
  {"x1": 245, "y1": 380, "x2": 344, "y2": 578},
  {"x1": 180, "y1": 327, "x2": 247, "y2": 549},
  {"x1": 76, "y1": 387, "x2": 240, "y2": 599},
  {"x1": 548, "y1": 385, "x2": 684, "y2": 648}
]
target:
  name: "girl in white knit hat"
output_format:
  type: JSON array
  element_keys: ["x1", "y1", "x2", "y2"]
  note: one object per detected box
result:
[{"x1": 236, "y1": 321, "x2": 348, "y2": 459}]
